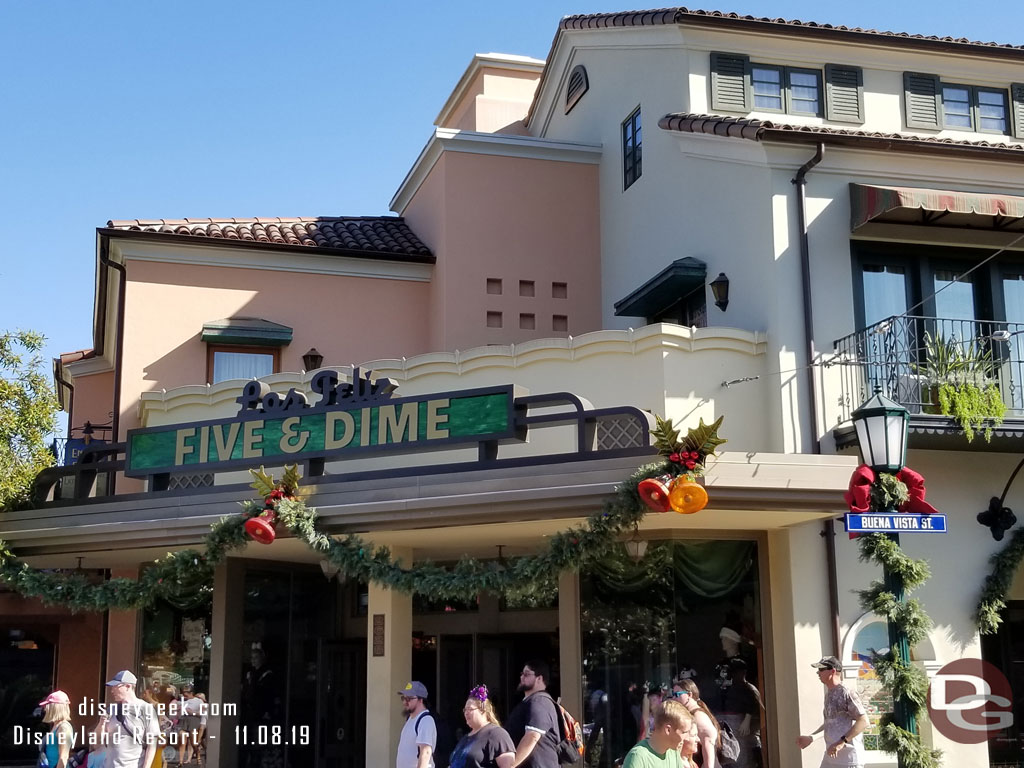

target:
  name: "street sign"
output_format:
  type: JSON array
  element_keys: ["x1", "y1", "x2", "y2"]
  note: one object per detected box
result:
[{"x1": 845, "y1": 513, "x2": 947, "y2": 534}]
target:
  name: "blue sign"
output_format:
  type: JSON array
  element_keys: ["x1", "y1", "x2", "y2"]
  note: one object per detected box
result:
[
  {"x1": 63, "y1": 438, "x2": 107, "y2": 466},
  {"x1": 845, "y1": 513, "x2": 947, "y2": 534}
]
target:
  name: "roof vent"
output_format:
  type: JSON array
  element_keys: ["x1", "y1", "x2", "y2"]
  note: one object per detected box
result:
[{"x1": 566, "y1": 65, "x2": 589, "y2": 114}]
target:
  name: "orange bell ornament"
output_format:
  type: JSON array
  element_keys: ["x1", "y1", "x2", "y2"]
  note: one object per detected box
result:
[
  {"x1": 668, "y1": 477, "x2": 708, "y2": 515},
  {"x1": 637, "y1": 475, "x2": 674, "y2": 513}
]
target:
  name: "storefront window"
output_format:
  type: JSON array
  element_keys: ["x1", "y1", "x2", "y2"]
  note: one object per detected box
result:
[
  {"x1": 580, "y1": 539, "x2": 765, "y2": 768},
  {"x1": 140, "y1": 594, "x2": 213, "y2": 695}
]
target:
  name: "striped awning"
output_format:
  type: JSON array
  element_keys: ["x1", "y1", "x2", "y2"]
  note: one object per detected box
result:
[{"x1": 850, "y1": 183, "x2": 1024, "y2": 231}]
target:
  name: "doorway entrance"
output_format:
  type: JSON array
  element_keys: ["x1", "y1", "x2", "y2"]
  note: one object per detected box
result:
[
  {"x1": 316, "y1": 640, "x2": 366, "y2": 768},
  {"x1": 408, "y1": 631, "x2": 559, "y2": 766}
]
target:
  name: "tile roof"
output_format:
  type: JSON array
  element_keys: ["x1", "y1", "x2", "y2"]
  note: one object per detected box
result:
[
  {"x1": 104, "y1": 217, "x2": 433, "y2": 260},
  {"x1": 559, "y1": 7, "x2": 1024, "y2": 55},
  {"x1": 658, "y1": 113, "x2": 1024, "y2": 160}
]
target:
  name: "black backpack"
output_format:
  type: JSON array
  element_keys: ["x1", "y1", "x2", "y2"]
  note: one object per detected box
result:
[{"x1": 415, "y1": 710, "x2": 455, "y2": 768}]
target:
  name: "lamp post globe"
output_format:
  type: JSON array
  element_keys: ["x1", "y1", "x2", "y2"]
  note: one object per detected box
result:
[{"x1": 851, "y1": 392, "x2": 909, "y2": 473}]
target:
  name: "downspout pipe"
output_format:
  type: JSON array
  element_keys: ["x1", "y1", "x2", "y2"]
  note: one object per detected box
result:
[
  {"x1": 98, "y1": 239, "x2": 127, "y2": 494},
  {"x1": 791, "y1": 143, "x2": 841, "y2": 657},
  {"x1": 791, "y1": 142, "x2": 824, "y2": 455}
]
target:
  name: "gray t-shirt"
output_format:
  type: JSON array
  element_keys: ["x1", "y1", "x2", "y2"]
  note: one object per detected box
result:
[
  {"x1": 104, "y1": 700, "x2": 160, "y2": 768},
  {"x1": 821, "y1": 684, "x2": 867, "y2": 767}
]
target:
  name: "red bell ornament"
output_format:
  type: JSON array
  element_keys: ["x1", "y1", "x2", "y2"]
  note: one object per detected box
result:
[
  {"x1": 637, "y1": 475, "x2": 675, "y2": 513},
  {"x1": 245, "y1": 510, "x2": 278, "y2": 544}
]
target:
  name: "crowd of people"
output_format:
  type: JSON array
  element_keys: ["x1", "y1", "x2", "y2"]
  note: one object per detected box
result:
[
  {"x1": 31, "y1": 651, "x2": 868, "y2": 768},
  {"x1": 33, "y1": 669, "x2": 208, "y2": 768},
  {"x1": 396, "y1": 654, "x2": 869, "y2": 768}
]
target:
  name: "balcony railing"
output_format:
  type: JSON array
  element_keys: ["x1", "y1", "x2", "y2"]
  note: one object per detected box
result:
[{"x1": 832, "y1": 315, "x2": 1024, "y2": 425}]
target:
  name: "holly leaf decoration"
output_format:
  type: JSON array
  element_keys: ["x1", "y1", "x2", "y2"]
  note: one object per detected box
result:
[
  {"x1": 249, "y1": 466, "x2": 277, "y2": 499},
  {"x1": 651, "y1": 414, "x2": 683, "y2": 456},
  {"x1": 681, "y1": 416, "x2": 727, "y2": 457},
  {"x1": 281, "y1": 465, "x2": 302, "y2": 496}
]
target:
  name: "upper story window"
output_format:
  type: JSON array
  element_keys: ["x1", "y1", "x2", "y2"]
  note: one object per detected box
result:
[
  {"x1": 905, "y1": 73, "x2": 1024, "y2": 136},
  {"x1": 209, "y1": 347, "x2": 277, "y2": 384},
  {"x1": 711, "y1": 52, "x2": 863, "y2": 123},
  {"x1": 750, "y1": 65, "x2": 822, "y2": 116},
  {"x1": 622, "y1": 106, "x2": 642, "y2": 190},
  {"x1": 565, "y1": 65, "x2": 589, "y2": 114},
  {"x1": 200, "y1": 317, "x2": 291, "y2": 384}
]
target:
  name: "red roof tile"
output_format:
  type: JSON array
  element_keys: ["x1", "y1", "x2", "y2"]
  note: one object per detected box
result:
[
  {"x1": 658, "y1": 112, "x2": 1024, "y2": 160},
  {"x1": 559, "y1": 7, "x2": 1024, "y2": 54},
  {"x1": 104, "y1": 217, "x2": 433, "y2": 260},
  {"x1": 527, "y1": 7, "x2": 1024, "y2": 127}
]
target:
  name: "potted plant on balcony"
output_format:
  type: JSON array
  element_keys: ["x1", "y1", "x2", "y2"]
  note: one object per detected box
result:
[{"x1": 919, "y1": 332, "x2": 1006, "y2": 442}]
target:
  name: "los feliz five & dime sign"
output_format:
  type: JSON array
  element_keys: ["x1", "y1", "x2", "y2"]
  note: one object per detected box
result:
[{"x1": 125, "y1": 368, "x2": 519, "y2": 477}]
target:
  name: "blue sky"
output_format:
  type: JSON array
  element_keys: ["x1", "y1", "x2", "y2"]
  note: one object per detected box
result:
[{"x1": 3, "y1": 1, "x2": 1022, "y2": 398}]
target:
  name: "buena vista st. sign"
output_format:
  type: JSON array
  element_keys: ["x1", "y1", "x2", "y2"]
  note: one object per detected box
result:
[{"x1": 125, "y1": 368, "x2": 519, "y2": 477}]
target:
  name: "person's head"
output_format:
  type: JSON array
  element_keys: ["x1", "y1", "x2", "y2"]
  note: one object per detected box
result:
[
  {"x1": 811, "y1": 656, "x2": 842, "y2": 687},
  {"x1": 676, "y1": 678, "x2": 701, "y2": 703},
  {"x1": 106, "y1": 670, "x2": 138, "y2": 703},
  {"x1": 647, "y1": 682, "x2": 668, "y2": 707},
  {"x1": 397, "y1": 681, "x2": 429, "y2": 716},
  {"x1": 195, "y1": 693, "x2": 207, "y2": 703},
  {"x1": 40, "y1": 691, "x2": 70, "y2": 724},
  {"x1": 728, "y1": 657, "x2": 748, "y2": 681},
  {"x1": 680, "y1": 721, "x2": 700, "y2": 758},
  {"x1": 463, "y1": 685, "x2": 500, "y2": 729},
  {"x1": 648, "y1": 699, "x2": 693, "y2": 752},
  {"x1": 518, "y1": 660, "x2": 549, "y2": 694},
  {"x1": 251, "y1": 647, "x2": 267, "y2": 669},
  {"x1": 181, "y1": 685, "x2": 194, "y2": 699}
]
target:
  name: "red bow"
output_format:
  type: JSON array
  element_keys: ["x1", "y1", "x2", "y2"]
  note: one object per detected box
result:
[
  {"x1": 843, "y1": 465, "x2": 875, "y2": 513},
  {"x1": 896, "y1": 466, "x2": 939, "y2": 515},
  {"x1": 844, "y1": 465, "x2": 938, "y2": 515}
]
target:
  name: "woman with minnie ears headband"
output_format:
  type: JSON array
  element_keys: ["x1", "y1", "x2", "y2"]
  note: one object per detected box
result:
[{"x1": 448, "y1": 685, "x2": 516, "y2": 768}]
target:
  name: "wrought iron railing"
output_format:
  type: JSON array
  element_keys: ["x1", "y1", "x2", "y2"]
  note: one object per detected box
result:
[{"x1": 832, "y1": 315, "x2": 1024, "y2": 424}]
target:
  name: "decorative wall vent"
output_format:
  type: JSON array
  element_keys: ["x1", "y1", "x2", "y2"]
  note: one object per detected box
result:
[{"x1": 566, "y1": 65, "x2": 589, "y2": 114}]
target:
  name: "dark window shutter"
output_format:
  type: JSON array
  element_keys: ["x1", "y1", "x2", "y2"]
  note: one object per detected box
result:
[
  {"x1": 566, "y1": 65, "x2": 589, "y2": 114},
  {"x1": 904, "y1": 72, "x2": 941, "y2": 129},
  {"x1": 825, "y1": 64, "x2": 863, "y2": 123},
  {"x1": 1011, "y1": 83, "x2": 1024, "y2": 139},
  {"x1": 711, "y1": 52, "x2": 749, "y2": 112}
]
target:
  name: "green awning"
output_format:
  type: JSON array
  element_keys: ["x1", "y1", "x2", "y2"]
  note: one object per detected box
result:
[
  {"x1": 200, "y1": 318, "x2": 293, "y2": 346},
  {"x1": 850, "y1": 183, "x2": 1024, "y2": 231},
  {"x1": 614, "y1": 257, "x2": 707, "y2": 319}
]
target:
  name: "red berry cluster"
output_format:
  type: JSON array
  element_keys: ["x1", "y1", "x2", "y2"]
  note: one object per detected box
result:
[{"x1": 668, "y1": 450, "x2": 702, "y2": 470}]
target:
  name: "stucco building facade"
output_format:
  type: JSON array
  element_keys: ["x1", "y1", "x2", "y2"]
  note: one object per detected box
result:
[{"x1": 4, "y1": 8, "x2": 1024, "y2": 768}]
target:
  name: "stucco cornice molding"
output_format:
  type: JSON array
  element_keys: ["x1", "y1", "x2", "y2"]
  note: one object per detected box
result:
[
  {"x1": 110, "y1": 239, "x2": 433, "y2": 282},
  {"x1": 390, "y1": 128, "x2": 602, "y2": 214},
  {"x1": 138, "y1": 324, "x2": 767, "y2": 424}
]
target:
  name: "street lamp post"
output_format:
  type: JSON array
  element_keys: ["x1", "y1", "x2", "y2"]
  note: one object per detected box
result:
[{"x1": 851, "y1": 392, "x2": 917, "y2": 741}]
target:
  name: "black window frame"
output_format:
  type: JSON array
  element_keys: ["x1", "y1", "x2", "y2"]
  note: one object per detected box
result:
[{"x1": 622, "y1": 106, "x2": 642, "y2": 191}]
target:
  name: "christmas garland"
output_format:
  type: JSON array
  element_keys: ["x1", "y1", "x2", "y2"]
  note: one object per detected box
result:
[
  {"x1": 856, "y1": 514, "x2": 941, "y2": 768},
  {"x1": 0, "y1": 461, "x2": 672, "y2": 610},
  {"x1": 0, "y1": 415, "x2": 727, "y2": 610},
  {"x1": 975, "y1": 525, "x2": 1024, "y2": 634}
]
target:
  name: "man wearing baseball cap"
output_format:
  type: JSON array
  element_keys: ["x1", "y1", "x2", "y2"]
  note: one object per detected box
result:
[
  {"x1": 796, "y1": 656, "x2": 869, "y2": 767},
  {"x1": 396, "y1": 681, "x2": 435, "y2": 768},
  {"x1": 98, "y1": 670, "x2": 161, "y2": 768}
]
